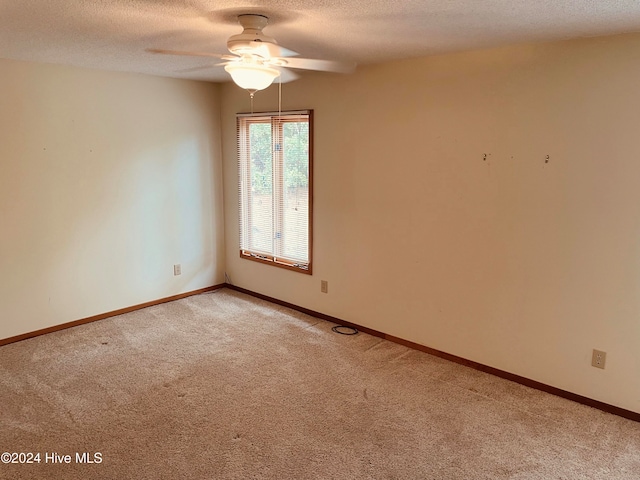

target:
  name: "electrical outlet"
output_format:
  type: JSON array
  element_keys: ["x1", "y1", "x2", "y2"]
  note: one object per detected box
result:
[
  {"x1": 321, "y1": 280, "x2": 328, "y2": 294},
  {"x1": 591, "y1": 349, "x2": 606, "y2": 369},
  {"x1": 174, "y1": 264, "x2": 181, "y2": 276}
]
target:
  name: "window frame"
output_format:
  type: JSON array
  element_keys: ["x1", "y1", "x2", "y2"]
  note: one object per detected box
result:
[{"x1": 237, "y1": 109, "x2": 314, "y2": 275}]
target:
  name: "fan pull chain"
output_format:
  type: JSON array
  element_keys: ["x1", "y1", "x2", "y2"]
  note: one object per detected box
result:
[{"x1": 278, "y1": 78, "x2": 282, "y2": 119}]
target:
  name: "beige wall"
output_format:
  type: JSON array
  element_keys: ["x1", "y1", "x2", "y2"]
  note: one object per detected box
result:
[
  {"x1": 0, "y1": 58, "x2": 225, "y2": 340},
  {"x1": 221, "y1": 33, "x2": 640, "y2": 413}
]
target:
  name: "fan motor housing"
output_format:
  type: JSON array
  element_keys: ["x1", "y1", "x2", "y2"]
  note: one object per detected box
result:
[
  {"x1": 227, "y1": 14, "x2": 278, "y2": 57},
  {"x1": 227, "y1": 34, "x2": 278, "y2": 55}
]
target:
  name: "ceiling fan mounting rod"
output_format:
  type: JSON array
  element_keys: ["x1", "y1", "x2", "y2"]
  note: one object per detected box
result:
[{"x1": 237, "y1": 14, "x2": 269, "y2": 31}]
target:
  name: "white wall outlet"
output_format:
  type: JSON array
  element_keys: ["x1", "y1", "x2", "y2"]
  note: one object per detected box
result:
[
  {"x1": 591, "y1": 349, "x2": 606, "y2": 369},
  {"x1": 321, "y1": 280, "x2": 328, "y2": 294},
  {"x1": 173, "y1": 264, "x2": 181, "y2": 276}
]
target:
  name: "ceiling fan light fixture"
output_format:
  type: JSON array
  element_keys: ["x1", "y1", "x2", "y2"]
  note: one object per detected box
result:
[{"x1": 224, "y1": 63, "x2": 280, "y2": 92}]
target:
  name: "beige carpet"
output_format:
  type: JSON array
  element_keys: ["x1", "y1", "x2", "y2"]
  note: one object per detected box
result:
[{"x1": 0, "y1": 288, "x2": 638, "y2": 479}]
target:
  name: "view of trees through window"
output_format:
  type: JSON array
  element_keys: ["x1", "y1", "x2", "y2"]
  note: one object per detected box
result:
[
  {"x1": 239, "y1": 112, "x2": 311, "y2": 271},
  {"x1": 249, "y1": 122, "x2": 309, "y2": 192}
]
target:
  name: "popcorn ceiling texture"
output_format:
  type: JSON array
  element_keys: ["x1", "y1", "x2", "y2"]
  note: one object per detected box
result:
[{"x1": 1, "y1": 1, "x2": 640, "y2": 82}]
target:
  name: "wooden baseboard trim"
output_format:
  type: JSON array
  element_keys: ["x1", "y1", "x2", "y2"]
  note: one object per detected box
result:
[
  {"x1": 226, "y1": 284, "x2": 640, "y2": 423},
  {"x1": 0, "y1": 284, "x2": 225, "y2": 347}
]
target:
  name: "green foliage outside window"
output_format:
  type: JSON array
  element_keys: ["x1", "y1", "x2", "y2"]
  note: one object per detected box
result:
[
  {"x1": 283, "y1": 122, "x2": 309, "y2": 191},
  {"x1": 250, "y1": 121, "x2": 309, "y2": 195},
  {"x1": 250, "y1": 123, "x2": 272, "y2": 195}
]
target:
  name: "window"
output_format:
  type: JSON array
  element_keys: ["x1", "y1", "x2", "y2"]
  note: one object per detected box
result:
[{"x1": 237, "y1": 110, "x2": 313, "y2": 274}]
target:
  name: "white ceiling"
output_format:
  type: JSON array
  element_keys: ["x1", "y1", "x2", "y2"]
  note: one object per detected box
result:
[{"x1": 2, "y1": 1, "x2": 640, "y2": 83}]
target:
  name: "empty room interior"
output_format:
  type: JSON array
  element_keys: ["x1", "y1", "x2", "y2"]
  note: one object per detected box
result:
[{"x1": 1, "y1": 1, "x2": 640, "y2": 478}]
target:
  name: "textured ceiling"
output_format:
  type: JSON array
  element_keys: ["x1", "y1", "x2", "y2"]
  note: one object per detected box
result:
[{"x1": 2, "y1": 1, "x2": 640, "y2": 83}]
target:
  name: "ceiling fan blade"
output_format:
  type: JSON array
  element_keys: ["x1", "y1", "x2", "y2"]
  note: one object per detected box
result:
[
  {"x1": 147, "y1": 48, "x2": 232, "y2": 60},
  {"x1": 278, "y1": 57, "x2": 356, "y2": 74},
  {"x1": 273, "y1": 67, "x2": 300, "y2": 84}
]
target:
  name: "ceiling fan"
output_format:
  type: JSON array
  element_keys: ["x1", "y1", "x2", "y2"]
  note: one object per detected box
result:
[{"x1": 150, "y1": 14, "x2": 356, "y2": 96}]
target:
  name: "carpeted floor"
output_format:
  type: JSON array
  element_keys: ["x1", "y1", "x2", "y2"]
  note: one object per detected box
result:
[{"x1": 0, "y1": 288, "x2": 638, "y2": 479}]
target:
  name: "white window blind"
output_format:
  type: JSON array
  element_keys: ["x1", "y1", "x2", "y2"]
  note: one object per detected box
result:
[{"x1": 237, "y1": 110, "x2": 312, "y2": 273}]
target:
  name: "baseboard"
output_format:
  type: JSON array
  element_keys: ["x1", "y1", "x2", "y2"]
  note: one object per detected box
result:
[
  {"x1": 226, "y1": 284, "x2": 640, "y2": 423},
  {"x1": 0, "y1": 284, "x2": 225, "y2": 347},
  {"x1": 3, "y1": 282, "x2": 637, "y2": 422}
]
